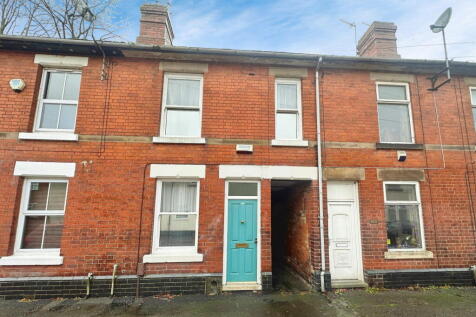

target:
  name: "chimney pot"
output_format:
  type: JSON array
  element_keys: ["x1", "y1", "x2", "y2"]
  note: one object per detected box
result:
[
  {"x1": 136, "y1": 4, "x2": 174, "y2": 46},
  {"x1": 357, "y1": 21, "x2": 400, "y2": 58}
]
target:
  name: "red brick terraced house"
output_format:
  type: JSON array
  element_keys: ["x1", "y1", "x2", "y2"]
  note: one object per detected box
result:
[{"x1": 1, "y1": 5, "x2": 476, "y2": 299}]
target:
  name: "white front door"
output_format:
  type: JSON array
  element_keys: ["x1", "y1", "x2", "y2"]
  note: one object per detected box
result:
[{"x1": 328, "y1": 182, "x2": 363, "y2": 283}]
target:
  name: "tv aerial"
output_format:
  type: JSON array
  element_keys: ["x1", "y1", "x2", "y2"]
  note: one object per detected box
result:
[
  {"x1": 155, "y1": 0, "x2": 172, "y2": 7},
  {"x1": 339, "y1": 19, "x2": 357, "y2": 55},
  {"x1": 428, "y1": 7, "x2": 452, "y2": 91}
]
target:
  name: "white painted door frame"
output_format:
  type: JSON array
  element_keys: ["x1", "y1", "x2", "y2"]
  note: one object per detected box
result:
[{"x1": 327, "y1": 181, "x2": 364, "y2": 283}]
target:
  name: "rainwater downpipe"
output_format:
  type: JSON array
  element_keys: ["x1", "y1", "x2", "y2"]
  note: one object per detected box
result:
[{"x1": 315, "y1": 56, "x2": 326, "y2": 292}]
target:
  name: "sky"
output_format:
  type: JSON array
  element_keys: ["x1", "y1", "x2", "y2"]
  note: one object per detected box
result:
[{"x1": 115, "y1": 0, "x2": 476, "y2": 62}]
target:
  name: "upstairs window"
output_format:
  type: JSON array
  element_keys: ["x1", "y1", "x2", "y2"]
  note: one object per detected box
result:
[
  {"x1": 160, "y1": 73, "x2": 203, "y2": 138},
  {"x1": 36, "y1": 70, "x2": 81, "y2": 132},
  {"x1": 377, "y1": 83, "x2": 414, "y2": 143},
  {"x1": 16, "y1": 180, "x2": 67, "y2": 252},
  {"x1": 384, "y1": 182, "x2": 424, "y2": 250},
  {"x1": 275, "y1": 79, "x2": 302, "y2": 140},
  {"x1": 471, "y1": 87, "x2": 476, "y2": 129}
]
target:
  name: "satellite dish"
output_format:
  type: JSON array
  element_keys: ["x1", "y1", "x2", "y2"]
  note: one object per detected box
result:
[
  {"x1": 427, "y1": 7, "x2": 453, "y2": 90},
  {"x1": 430, "y1": 7, "x2": 452, "y2": 33}
]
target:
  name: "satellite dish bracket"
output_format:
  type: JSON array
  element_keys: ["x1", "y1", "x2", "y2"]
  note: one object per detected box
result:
[
  {"x1": 427, "y1": 8, "x2": 452, "y2": 91},
  {"x1": 427, "y1": 67, "x2": 451, "y2": 91}
]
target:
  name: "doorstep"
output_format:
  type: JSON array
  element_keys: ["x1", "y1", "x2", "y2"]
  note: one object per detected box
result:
[
  {"x1": 331, "y1": 279, "x2": 368, "y2": 289},
  {"x1": 222, "y1": 282, "x2": 262, "y2": 291}
]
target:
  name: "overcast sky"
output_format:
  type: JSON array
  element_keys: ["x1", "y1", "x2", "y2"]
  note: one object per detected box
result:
[{"x1": 117, "y1": 0, "x2": 476, "y2": 62}]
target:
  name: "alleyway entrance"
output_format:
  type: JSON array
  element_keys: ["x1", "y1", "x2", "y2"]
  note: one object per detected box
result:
[{"x1": 271, "y1": 180, "x2": 313, "y2": 291}]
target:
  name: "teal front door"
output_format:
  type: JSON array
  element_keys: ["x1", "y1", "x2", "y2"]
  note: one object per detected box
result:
[{"x1": 226, "y1": 199, "x2": 258, "y2": 283}]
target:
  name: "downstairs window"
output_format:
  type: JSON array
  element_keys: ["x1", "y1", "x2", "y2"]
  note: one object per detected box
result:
[
  {"x1": 384, "y1": 182, "x2": 424, "y2": 250},
  {"x1": 16, "y1": 180, "x2": 67, "y2": 252},
  {"x1": 154, "y1": 181, "x2": 199, "y2": 251}
]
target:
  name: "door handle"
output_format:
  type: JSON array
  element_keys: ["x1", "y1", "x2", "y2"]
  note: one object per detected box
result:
[{"x1": 254, "y1": 238, "x2": 257, "y2": 244}]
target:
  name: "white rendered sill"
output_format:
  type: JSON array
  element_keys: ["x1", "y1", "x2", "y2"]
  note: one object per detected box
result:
[
  {"x1": 19, "y1": 132, "x2": 79, "y2": 142},
  {"x1": 271, "y1": 139, "x2": 309, "y2": 147},
  {"x1": 152, "y1": 136, "x2": 206, "y2": 144},
  {"x1": 0, "y1": 255, "x2": 63, "y2": 266},
  {"x1": 143, "y1": 253, "x2": 203, "y2": 263},
  {"x1": 384, "y1": 250, "x2": 434, "y2": 260}
]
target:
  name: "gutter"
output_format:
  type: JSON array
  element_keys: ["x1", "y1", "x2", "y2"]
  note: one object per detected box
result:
[
  {"x1": 315, "y1": 56, "x2": 326, "y2": 292},
  {"x1": 1, "y1": 35, "x2": 476, "y2": 75}
]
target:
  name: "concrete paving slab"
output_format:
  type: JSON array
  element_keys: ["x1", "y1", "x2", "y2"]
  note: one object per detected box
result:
[
  {"x1": 335, "y1": 287, "x2": 476, "y2": 317},
  {"x1": 1, "y1": 287, "x2": 476, "y2": 316}
]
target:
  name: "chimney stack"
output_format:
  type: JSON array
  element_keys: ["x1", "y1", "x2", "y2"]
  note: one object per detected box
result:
[
  {"x1": 357, "y1": 22, "x2": 400, "y2": 58},
  {"x1": 136, "y1": 4, "x2": 174, "y2": 46}
]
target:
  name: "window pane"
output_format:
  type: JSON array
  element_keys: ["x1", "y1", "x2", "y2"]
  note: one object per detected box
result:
[
  {"x1": 471, "y1": 89, "x2": 476, "y2": 105},
  {"x1": 28, "y1": 182, "x2": 49, "y2": 210},
  {"x1": 63, "y1": 73, "x2": 81, "y2": 100},
  {"x1": 44, "y1": 72, "x2": 65, "y2": 100},
  {"x1": 277, "y1": 83, "x2": 297, "y2": 109},
  {"x1": 47, "y1": 183, "x2": 67, "y2": 210},
  {"x1": 228, "y1": 182, "x2": 258, "y2": 196},
  {"x1": 21, "y1": 216, "x2": 45, "y2": 249},
  {"x1": 473, "y1": 107, "x2": 476, "y2": 129},
  {"x1": 159, "y1": 214, "x2": 196, "y2": 247},
  {"x1": 386, "y1": 204, "x2": 422, "y2": 249},
  {"x1": 166, "y1": 78, "x2": 200, "y2": 107},
  {"x1": 165, "y1": 109, "x2": 200, "y2": 137},
  {"x1": 378, "y1": 85, "x2": 407, "y2": 100},
  {"x1": 43, "y1": 216, "x2": 64, "y2": 248},
  {"x1": 39, "y1": 103, "x2": 60, "y2": 129},
  {"x1": 161, "y1": 182, "x2": 197, "y2": 213},
  {"x1": 276, "y1": 113, "x2": 298, "y2": 140},
  {"x1": 378, "y1": 104, "x2": 412, "y2": 143},
  {"x1": 58, "y1": 104, "x2": 77, "y2": 130},
  {"x1": 386, "y1": 184, "x2": 417, "y2": 201}
]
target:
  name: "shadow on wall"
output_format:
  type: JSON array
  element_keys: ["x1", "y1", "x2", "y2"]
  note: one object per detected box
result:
[{"x1": 271, "y1": 180, "x2": 313, "y2": 290}]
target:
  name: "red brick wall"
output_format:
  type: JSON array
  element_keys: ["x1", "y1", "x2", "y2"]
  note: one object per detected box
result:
[
  {"x1": 282, "y1": 181, "x2": 317, "y2": 280},
  {"x1": 320, "y1": 69, "x2": 476, "y2": 271},
  {"x1": 1, "y1": 49, "x2": 475, "y2": 281},
  {"x1": 0, "y1": 51, "x2": 314, "y2": 278}
]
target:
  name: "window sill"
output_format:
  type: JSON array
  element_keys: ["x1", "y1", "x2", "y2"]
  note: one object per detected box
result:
[
  {"x1": 18, "y1": 132, "x2": 79, "y2": 142},
  {"x1": 376, "y1": 143, "x2": 424, "y2": 150},
  {"x1": 143, "y1": 253, "x2": 203, "y2": 263},
  {"x1": 271, "y1": 139, "x2": 309, "y2": 147},
  {"x1": 0, "y1": 255, "x2": 63, "y2": 266},
  {"x1": 152, "y1": 136, "x2": 206, "y2": 144},
  {"x1": 384, "y1": 250, "x2": 433, "y2": 260}
]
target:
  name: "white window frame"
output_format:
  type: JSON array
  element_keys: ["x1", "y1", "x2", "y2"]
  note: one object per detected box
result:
[
  {"x1": 470, "y1": 87, "x2": 476, "y2": 129},
  {"x1": 34, "y1": 68, "x2": 82, "y2": 133},
  {"x1": 383, "y1": 181, "x2": 425, "y2": 251},
  {"x1": 159, "y1": 73, "x2": 204, "y2": 139},
  {"x1": 13, "y1": 178, "x2": 69, "y2": 257},
  {"x1": 151, "y1": 179, "x2": 201, "y2": 256},
  {"x1": 376, "y1": 82, "x2": 415, "y2": 144},
  {"x1": 274, "y1": 78, "x2": 303, "y2": 141}
]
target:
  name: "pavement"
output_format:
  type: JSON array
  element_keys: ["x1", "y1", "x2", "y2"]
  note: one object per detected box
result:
[{"x1": 1, "y1": 287, "x2": 476, "y2": 317}]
